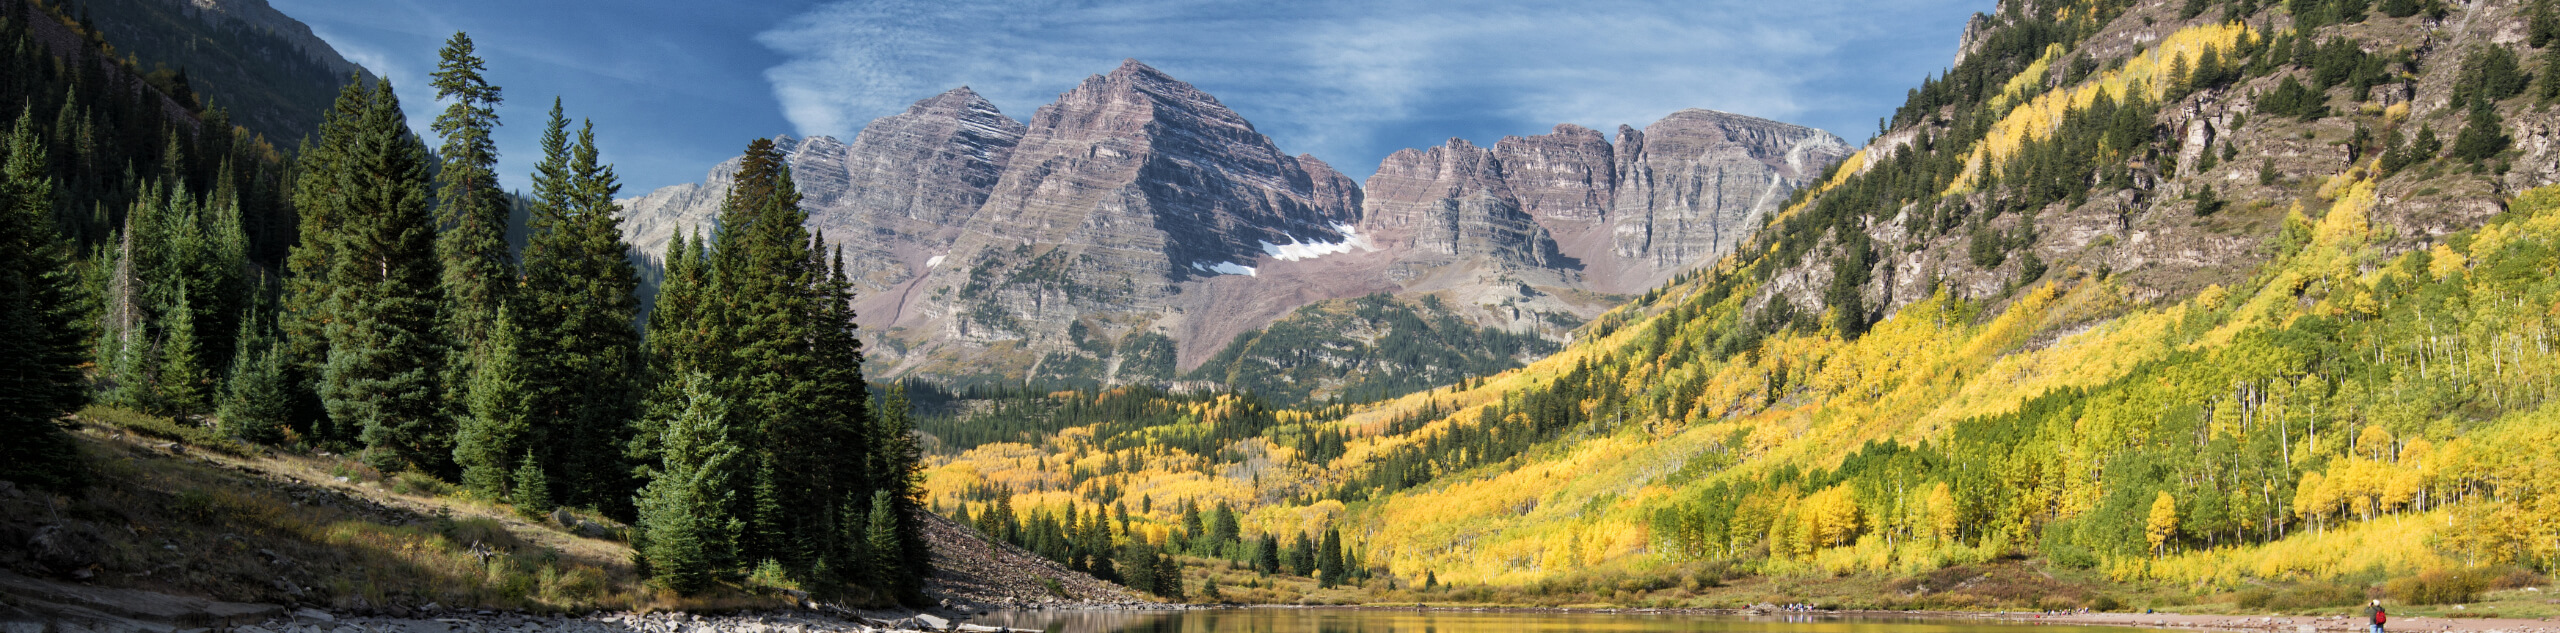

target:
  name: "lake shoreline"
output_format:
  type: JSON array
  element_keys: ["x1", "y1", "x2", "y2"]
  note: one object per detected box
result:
[{"x1": 1016, "y1": 604, "x2": 2560, "y2": 633}]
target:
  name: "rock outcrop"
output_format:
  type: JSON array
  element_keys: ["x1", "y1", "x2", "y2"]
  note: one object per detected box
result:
[
  {"x1": 1360, "y1": 111, "x2": 1851, "y2": 294},
  {"x1": 621, "y1": 60, "x2": 1849, "y2": 391}
]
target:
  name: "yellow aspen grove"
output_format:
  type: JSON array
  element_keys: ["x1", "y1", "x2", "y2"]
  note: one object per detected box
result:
[
  {"x1": 1925, "y1": 482, "x2": 1961, "y2": 543},
  {"x1": 2148, "y1": 491, "x2": 2180, "y2": 558}
]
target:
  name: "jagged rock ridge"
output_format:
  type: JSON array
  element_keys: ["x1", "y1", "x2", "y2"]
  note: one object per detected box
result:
[{"x1": 621, "y1": 60, "x2": 1850, "y2": 392}]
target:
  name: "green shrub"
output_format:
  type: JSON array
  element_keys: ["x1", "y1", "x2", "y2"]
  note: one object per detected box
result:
[
  {"x1": 80, "y1": 405, "x2": 249, "y2": 456},
  {"x1": 2388, "y1": 569, "x2": 2489, "y2": 605},
  {"x1": 2268, "y1": 583, "x2": 2365, "y2": 611},
  {"x1": 2236, "y1": 587, "x2": 2275, "y2": 610},
  {"x1": 391, "y1": 471, "x2": 455, "y2": 497}
]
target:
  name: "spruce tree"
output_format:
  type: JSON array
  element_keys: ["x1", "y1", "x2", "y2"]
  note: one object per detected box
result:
[
  {"x1": 512, "y1": 453, "x2": 553, "y2": 514},
  {"x1": 157, "y1": 283, "x2": 209, "y2": 414},
  {"x1": 218, "y1": 312, "x2": 290, "y2": 444},
  {"x1": 0, "y1": 107, "x2": 91, "y2": 492},
  {"x1": 516, "y1": 105, "x2": 641, "y2": 514},
  {"x1": 555, "y1": 118, "x2": 641, "y2": 510},
  {"x1": 1317, "y1": 527, "x2": 1345, "y2": 587},
  {"x1": 703, "y1": 139, "x2": 825, "y2": 570},
  {"x1": 321, "y1": 78, "x2": 449, "y2": 474},
  {"x1": 1288, "y1": 531, "x2": 1315, "y2": 576},
  {"x1": 865, "y1": 489, "x2": 907, "y2": 599},
  {"x1": 632, "y1": 228, "x2": 707, "y2": 470},
  {"x1": 283, "y1": 79, "x2": 373, "y2": 445},
  {"x1": 1253, "y1": 533, "x2": 1281, "y2": 574},
  {"x1": 456, "y1": 307, "x2": 531, "y2": 498},
  {"x1": 2541, "y1": 44, "x2": 2560, "y2": 103},
  {"x1": 2450, "y1": 102, "x2": 2511, "y2": 163},
  {"x1": 635, "y1": 371, "x2": 745, "y2": 595},
  {"x1": 870, "y1": 382, "x2": 927, "y2": 599},
  {"x1": 1153, "y1": 550, "x2": 1185, "y2": 600},
  {"x1": 429, "y1": 31, "x2": 512, "y2": 395}
]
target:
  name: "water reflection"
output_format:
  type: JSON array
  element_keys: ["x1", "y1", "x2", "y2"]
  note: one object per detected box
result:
[{"x1": 967, "y1": 608, "x2": 2155, "y2": 633}]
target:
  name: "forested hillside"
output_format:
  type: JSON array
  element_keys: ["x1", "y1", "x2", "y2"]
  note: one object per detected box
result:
[
  {"x1": 0, "y1": 0, "x2": 932, "y2": 607},
  {"x1": 912, "y1": 0, "x2": 2560, "y2": 608}
]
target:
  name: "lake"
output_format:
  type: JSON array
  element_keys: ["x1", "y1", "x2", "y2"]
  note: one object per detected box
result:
[{"x1": 965, "y1": 608, "x2": 2154, "y2": 633}]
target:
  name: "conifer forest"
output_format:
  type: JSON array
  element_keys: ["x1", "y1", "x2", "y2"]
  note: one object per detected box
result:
[{"x1": 0, "y1": 2, "x2": 925, "y2": 603}]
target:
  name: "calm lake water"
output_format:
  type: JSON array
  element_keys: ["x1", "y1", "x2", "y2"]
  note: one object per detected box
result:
[{"x1": 965, "y1": 609, "x2": 2150, "y2": 633}]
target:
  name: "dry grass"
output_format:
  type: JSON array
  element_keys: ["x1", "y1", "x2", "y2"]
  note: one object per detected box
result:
[{"x1": 2, "y1": 407, "x2": 816, "y2": 613}]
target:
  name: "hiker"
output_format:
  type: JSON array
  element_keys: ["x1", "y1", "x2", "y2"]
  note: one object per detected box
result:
[{"x1": 2365, "y1": 599, "x2": 2388, "y2": 633}]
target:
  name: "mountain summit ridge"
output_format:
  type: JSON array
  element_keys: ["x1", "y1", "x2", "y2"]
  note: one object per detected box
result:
[{"x1": 620, "y1": 60, "x2": 1849, "y2": 392}]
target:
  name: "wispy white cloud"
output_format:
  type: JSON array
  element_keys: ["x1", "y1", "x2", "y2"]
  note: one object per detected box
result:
[{"x1": 768, "y1": 0, "x2": 1990, "y2": 178}]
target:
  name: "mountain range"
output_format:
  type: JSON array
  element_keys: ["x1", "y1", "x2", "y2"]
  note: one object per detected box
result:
[{"x1": 620, "y1": 59, "x2": 1851, "y2": 394}]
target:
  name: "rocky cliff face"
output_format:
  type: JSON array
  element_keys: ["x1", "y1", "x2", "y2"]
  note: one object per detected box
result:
[
  {"x1": 1364, "y1": 111, "x2": 1852, "y2": 295},
  {"x1": 623, "y1": 60, "x2": 1849, "y2": 392}
]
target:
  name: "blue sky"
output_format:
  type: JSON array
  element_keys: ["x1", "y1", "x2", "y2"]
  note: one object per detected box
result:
[{"x1": 275, "y1": 0, "x2": 1993, "y2": 193}]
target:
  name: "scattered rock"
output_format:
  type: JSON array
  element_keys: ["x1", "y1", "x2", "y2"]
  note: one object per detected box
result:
[{"x1": 27, "y1": 524, "x2": 100, "y2": 576}]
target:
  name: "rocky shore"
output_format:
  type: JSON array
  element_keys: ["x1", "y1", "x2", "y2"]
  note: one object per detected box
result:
[
  {"x1": 226, "y1": 607, "x2": 1033, "y2": 633},
  {"x1": 1992, "y1": 611, "x2": 2560, "y2": 633}
]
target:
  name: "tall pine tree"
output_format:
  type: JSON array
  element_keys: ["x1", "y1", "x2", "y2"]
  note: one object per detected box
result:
[
  {"x1": 703, "y1": 139, "x2": 835, "y2": 574},
  {"x1": 0, "y1": 107, "x2": 91, "y2": 492},
  {"x1": 320, "y1": 78, "x2": 449, "y2": 474},
  {"x1": 429, "y1": 31, "x2": 512, "y2": 378},
  {"x1": 519, "y1": 106, "x2": 642, "y2": 513},
  {"x1": 284, "y1": 79, "x2": 374, "y2": 445}
]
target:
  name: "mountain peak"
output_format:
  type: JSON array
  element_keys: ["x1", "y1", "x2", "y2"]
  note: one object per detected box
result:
[
  {"x1": 910, "y1": 85, "x2": 1003, "y2": 116},
  {"x1": 1110, "y1": 58, "x2": 1167, "y2": 80}
]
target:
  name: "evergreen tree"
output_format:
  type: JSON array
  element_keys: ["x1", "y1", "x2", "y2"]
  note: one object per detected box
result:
[
  {"x1": 2534, "y1": 0, "x2": 2560, "y2": 48},
  {"x1": 508, "y1": 101, "x2": 645, "y2": 513},
  {"x1": 550, "y1": 118, "x2": 641, "y2": 511},
  {"x1": 157, "y1": 283, "x2": 209, "y2": 414},
  {"x1": 1288, "y1": 531, "x2": 1316, "y2": 576},
  {"x1": 284, "y1": 79, "x2": 374, "y2": 445},
  {"x1": 702, "y1": 138, "x2": 828, "y2": 570},
  {"x1": 1317, "y1": 527, "x2": 1345, "y2": 587},
  {"x1": 1152, "y1": 550, "x2": 1185, "y2": 600},
  {"x1": 632, "y1": 228, "x2": 708, "y2": 470},
  {"x1": 870, "y1": 383, "x2": 927, "y2": 600},
  {"x1": 1253, "y1": 533, "x2": 1281, "y2": 574},
  {"x1": 2540, "y1": 43, "x2": 2560, "y2": 103},
  {"x1": 320, "y1": 78, "x2": 449, "y2": 474},
  {"x1": 2450, "y1": 102, "x2": 2511, "y2": 163},
  {"x1": 635, "y1": 372, "x2": 744, "y2": 595},
  {"x1": 1199, "y1": 574, "x2": 1222, "y2": 603},
  {"x1": 0, "y1": 107, "x2": 90, "y2": 492},
  {"x1": 1089, "y1": 547, "x2": 1120, "y2": 583},
  {"x1": 2450, "y1": 45, "x2": 2529, "y2": 109},
  {"x1": 456, "y1": 307, "x2": 530, "y2": 498},
  {"x1": 512, "y1": 453, "x2": 553, "y2": 514},
  {"x1": 429, "y1": 31, "x2": 512, "y2": 399},
  {"x1": 219, "y1": 310, "x2": 290, "y2": 444},
  {"x1": 1120, "y1": 543, "x2": 1158, "y2": 596},
  {"x1": 865, "y1": 489, "x2": 907, "y2": 598},
  {"x1": 1210, "y1": 503, "x2": 1240, "y2": 550}
]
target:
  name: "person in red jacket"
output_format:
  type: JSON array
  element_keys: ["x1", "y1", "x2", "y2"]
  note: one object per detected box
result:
[{"x1": 2364, "y1": 600, "x2": 2388, "y2": 633}]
